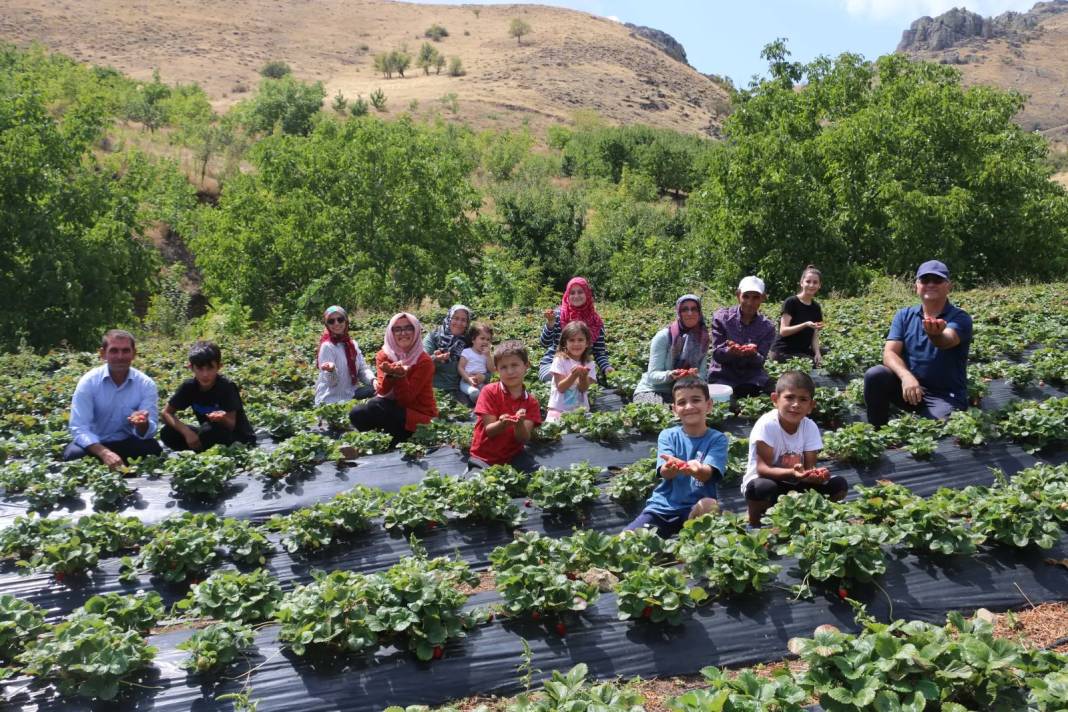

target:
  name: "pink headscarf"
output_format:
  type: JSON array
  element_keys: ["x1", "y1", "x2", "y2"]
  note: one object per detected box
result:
[
  {"x1": 559, "y1": 277, "x2": 604, "y2": 343},
  {"x1": 382, "y1": 312, "x2": 425, "y2": 369}
]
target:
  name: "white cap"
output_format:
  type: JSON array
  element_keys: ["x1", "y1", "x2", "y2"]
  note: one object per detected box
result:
[{"x1": 737, "y1": 276, "x2": 766, "y2": 295}]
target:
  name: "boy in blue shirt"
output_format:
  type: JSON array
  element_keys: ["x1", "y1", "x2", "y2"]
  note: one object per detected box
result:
[{"x1": 624, "y1": 377, "x2": 728, "y2": 538}]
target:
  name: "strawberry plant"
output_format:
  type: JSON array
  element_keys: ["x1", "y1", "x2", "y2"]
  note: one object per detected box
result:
[
  {"x1": 1029, "y1": 669, "x2": 1068, "y2": 711},
  {"x1": 178, "y1": 620, "x2": 255, "y2": 675},
  {"x1": 176, "y1": 568, "x2": 283, "y2": 623},
  {"x1": 411, "y1": 420, "x2": 474, "y2": 453},
  {"x1": 970, "y1": 487, "x2": 1060, "y2": 549},
  {"x1": 666, "y1": 665, "x2": 807, "y2": 712},
  {"x1": 250, "y1": 432, "x2": 338, "y2": 480},
  {"x1": 384, "y1": 480, "x2": 451, "y2": 532},
  {"x1": 0, "y1": 514, "x2": 70, "y2": 559},
  {"x1": 337, "y1": 429, "x2": 394, "y2": 456},
  {"x1": 219, "y1": 518, "x2": 274, "y2": 566},
  {"x1": 0, "y1": 593, "x2": 48, "y2": 663},
  {"x1": 314, "y1": 400, "x2": 354, "y2": 431},
  {"x1": 942, "y1": 408, "x2": 999, "y2": 447},
  {"x1": 1008, "y1": 463, "x2": 1068, "y2": 525},
  {"x1": 564, "y1": 526, "x2": 676, "y2": 575},
  {"x1": 678, "y1": 513, "x2": 780, "y2": 596},
  {"x1": 366, "y1": 555, "x2": 479, "y2": 661},
  {"x1": 850, "y1": 481, "x2": 919, "y2": 526},
  {"x1": 811, "y1": 387, "x2": 852, "y2": 429},
  {"x1": 491, "y1": 531, "x2": 568, "y2": 571},
  {"x1": 528, "y1": 462, "x2": 601, "y2": 514},
  {"x1": 607, "y1": 456, "x2": 658, "y2": 503},
  {"x1": 725, "y1": 435, "x2": 749, "y2": 482},
  {"x1": 705, "y1": 400, "x2": 733, "y2": 427},
  {"x1": 560, "y1": 410, "x2": 629, "y2": 442},
  {"x1": 998, "y1": 397, "x2": 1068, "y2": 453},
  {"x1": 786, "y1": 520, "x2": 889, "y2": 584},
  {"x1": 165, "y1": 449, "x2": 238, "y2": 500},
  {"x1": 137, "y1": 513, "x2": 222, "y2": 583},
  {"x1": 276, "y1": 570, "x2": 377, "y2": 655},
  {"x1": 734, "y1": 395, "x2": 772, "y2": 422},
  {"x1": 268, "y1": 486, "x2": 384, "y2": 553},
  {"x1": 398, "y1": 441, "x2": 428, "y2": 461},
  {"x1": 1029, "y1": 347, "x2": 1068, "y2": 386},
  {"x1": 73, "y1": 512, "x2": 150, "y2": 555},
  {"x1": 23, "y1": 473, "x2": 79, "y2": 511},
  {"x1": 0, "y1": 459, "x2": 49, "y2": 495},
  {"x1": 821, "y1": 423, "x2": 885, "y2": 465},
  {"x1": 72, "y1": 591, "x2": 165, "y2": 634},
  {"x1": 530, "y1": 419, "x2": 564, "y2": 444},
  {"x1": 765, "y1": 489, "x2": 850, "y2": 543},
  {"x1": 620, "y1": 402, "x2": 676, "y2": 434},
  {"x1": 86, "y1": 467, "x2": 136, "y2": 509},
  {"x1": 895, "y1": 499, "x2": 986, "y2": 556},
  {"x1": 495, "y1": 562, "x2": 601, "y2": 619},
  {"x1": 17, "y1": 614, "x2": 157, "y2": 700},
  {"x1": 446, "y1": 471, "x2": 524, "y2": 527},
  {"x1": 615, "y1": 566, "x2": 707, "y2": 625},
  {"x1": 481, "y1": 463, "x2": 526, "y2": 497},
  {"x1": 247, "y1": 404, "x2": 315, "y2": 440},
  {"x1": 507, "y1": 663, "x2": 645, "y2": 712},
  {"x1": 29, "y1": 535, "x2": 99, "y2": 578}
]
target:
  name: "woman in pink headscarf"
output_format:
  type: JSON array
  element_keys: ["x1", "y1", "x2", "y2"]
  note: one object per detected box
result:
[
  {"x1": 348, "y1": 313, "x2": 438, "y2": 444},
  {"x1": 537, "y1": 277, "x2": 614, "y2": 382}
]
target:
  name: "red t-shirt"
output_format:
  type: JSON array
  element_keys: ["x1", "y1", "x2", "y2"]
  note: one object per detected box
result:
[{"x1": 469, "y1": 382, "x2": 542, "y2": 465}]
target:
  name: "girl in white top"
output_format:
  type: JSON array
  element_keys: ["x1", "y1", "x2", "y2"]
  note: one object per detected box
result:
[
  {"x1": 547, "y1": 320, "x2": 596, "y2": 422},
  {"x1": 314, "y1": 305, "x2": 376, "y2": 405},
  {"x1": 458, "y1": 323, "x2": 496, "y2": 404}
]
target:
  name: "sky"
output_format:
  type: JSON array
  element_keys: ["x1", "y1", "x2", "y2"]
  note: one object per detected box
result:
[{"x1": 410, "y1": 0, "x2": 1037, "y2": 85}]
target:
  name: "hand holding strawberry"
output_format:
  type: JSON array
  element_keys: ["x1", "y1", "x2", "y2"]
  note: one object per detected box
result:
[
  {"x1": 320, "y1": 361, "x2": 336, "y2": 372},
  {"x1": 543, "y1": 308, "x2": 555, "y2": 327},
  {"x1": 205, "y1": 410, "x2": 227, "y2": 423},
  {"x1": 671, "y1": 368, "x2": 698, "y2": 380},
  {"x1": 659, "y1": 454, "x2": 686, "y2": 476},
  {"x1": 922, "y1": 316, "x2": 947, "y2": 336},
  {"x1": 432, "y1": 349, "x2": 451, "y2": 363},
  {"x1": 127, "y1": 410, "x2": 148, "y2": 426},
  {"x1": 802, "y1": 466, "x2": 830, "y2": 483}
]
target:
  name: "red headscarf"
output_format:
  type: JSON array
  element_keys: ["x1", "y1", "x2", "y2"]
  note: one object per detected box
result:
[
  {"x1": 317, "y1": 306, "x2": 359, "y2": 385},
  {"x1": 559, "y1": 277, "x2": 604, "y2": 343}
]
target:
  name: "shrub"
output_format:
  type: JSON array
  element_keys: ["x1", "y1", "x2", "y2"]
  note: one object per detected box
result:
[
  {"x1": 448, "y1": 56, "x2": 465, "y2": 77},
  {"x1": 259, "y1": 60, "x2": 292, "y2": 78},
  {"x1": 509, "y1": 18, "x2": 532, "y2": 45},
  {"x1": 236, "y1": 76, "x2": 326, "y2": 136},
  {"x1": 370, "y1": 87, "x2": 387, "y2": 111},
  {"x1": 425, "y1": 24, "x2": 449, "y2": 41}
]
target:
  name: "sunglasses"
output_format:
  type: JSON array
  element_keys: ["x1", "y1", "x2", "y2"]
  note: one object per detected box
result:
[
  {"x1": 918, "y1": 276, "x2": 947, "y2": 285},
  {"x1": 391, "y1": 325, "x2": 416, "y2": 334},
  {"x1": 326, "y1": 317, "x2": 347, "y2": 325}
]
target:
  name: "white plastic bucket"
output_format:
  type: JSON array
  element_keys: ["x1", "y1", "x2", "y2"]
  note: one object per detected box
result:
[{"x1": 707, "y1": 384, "x2": 733, "y2": 403}]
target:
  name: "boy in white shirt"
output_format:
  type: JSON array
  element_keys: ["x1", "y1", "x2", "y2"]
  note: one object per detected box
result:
[{"x1": 742, "y1": 371, "x2": 848, "y2": 528}]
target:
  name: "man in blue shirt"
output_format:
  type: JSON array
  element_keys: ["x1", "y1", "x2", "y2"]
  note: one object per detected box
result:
[
  {"x1": 63, "y1": 329, "x2": 162, "y2": 469},
  {"x1": 863, "y1": 261, "x2": 973, "y2": 428}
]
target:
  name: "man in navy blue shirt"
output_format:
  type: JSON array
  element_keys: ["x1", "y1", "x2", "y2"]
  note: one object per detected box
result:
[{"x1": 863, "y1": 261, "x2": 972, "y2": 428}]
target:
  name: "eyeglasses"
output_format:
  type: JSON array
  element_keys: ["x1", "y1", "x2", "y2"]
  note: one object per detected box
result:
[
  {"x1": 391, "y1": 325, "x2": 416, "y2": 334},
  {"x1": 326, "y1": 317, "x2": 347, "y2": 325},
  {"x1": 679, "y1": 306, "x2": 701, "y2": 314},
  {"x1": 918, "y1": 276, "x2": 947, "y2": 285}
]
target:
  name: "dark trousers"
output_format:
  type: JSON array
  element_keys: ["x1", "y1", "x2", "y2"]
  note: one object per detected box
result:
[
  {"x1": 349, "y1": 397, "x2": 412, "y2": 444},
  {"x1": 863, "y1": 365, "x2": 959, "y2": 428},
  {"x1": 744, "y1": 475, "x2": 849, "y2": 504},
  {"x1": 62, "y1": 437, "x2": 162, "y2": 464},
  {"x1": 160, "y1": 423, "x2": 247, "y2": 452}
]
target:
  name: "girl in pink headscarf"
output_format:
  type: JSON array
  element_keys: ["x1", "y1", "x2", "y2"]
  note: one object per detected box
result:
[
  {"x1": 537, "y1": 277, "x2": 613, "y2": 382},
  {"x1": 348, "y1": 313, "x2": 438, "y2": 444}
]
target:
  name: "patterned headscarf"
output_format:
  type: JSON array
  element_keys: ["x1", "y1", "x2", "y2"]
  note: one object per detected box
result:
[
  {"x1": 558, "y1": 277, "x2": 604, "y2": 343},
  {"x1": 434, "y1": 304, "x2": 472, "y2": 361},
  {"x1": 317, "y1": 306, "x2": 359, "y2": 385},
  {"x1": 668, "y1": 294, "x2": 708, "y2": 370},
  {"x1": 382, "y1": 313, "x2": 425, "y2": 369}
]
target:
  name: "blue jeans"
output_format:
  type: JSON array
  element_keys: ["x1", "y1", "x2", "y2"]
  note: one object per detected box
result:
[{"x1": 624, "y1": 510, "x2": 688, "y2": 539}]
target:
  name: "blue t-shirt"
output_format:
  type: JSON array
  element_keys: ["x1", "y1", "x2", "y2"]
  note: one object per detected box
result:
[
  {"x1": 887, "y1": 302, "x2": 972, "y2": 408},
  {"x1": 643, "y1": 425, "x2": 729, "y2": 516}
]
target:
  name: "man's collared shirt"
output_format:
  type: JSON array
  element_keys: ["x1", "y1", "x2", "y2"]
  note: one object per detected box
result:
[
  {"x1": 69, "y1": 364, "x2": 159, "y2": 448},
  {"x1": 887, "y1": 301, "x2": 972, "y2": 407}
]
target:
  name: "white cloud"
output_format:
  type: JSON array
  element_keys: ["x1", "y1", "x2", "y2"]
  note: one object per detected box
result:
[{"x1": 842, "y1": 0, "x2": 1036, "y2": 21}]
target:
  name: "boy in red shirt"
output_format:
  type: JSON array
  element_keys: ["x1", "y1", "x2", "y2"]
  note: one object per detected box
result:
[{"x1": 468, "y1": 340, "x2": 542, "y2": 473}]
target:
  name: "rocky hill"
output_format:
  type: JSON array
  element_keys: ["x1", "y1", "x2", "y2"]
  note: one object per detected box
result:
[
  {"x1": 0, "y1": 0, "x2": 729, "y2": 137},
  {"x1": 897, "y1": 1, "x2": 1068, "y2": 138}
]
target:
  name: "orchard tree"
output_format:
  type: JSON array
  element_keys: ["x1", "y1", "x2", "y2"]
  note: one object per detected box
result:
[
  {"x1": 687, "y1": 42, "x2": 1068, "y2": 295},
  {"x1": 236, "y1": 75, "x2": 326, "y2": 136},
  {"x1": 188, "y1": 116, "x2": 481, "y2": 317},
  {"x1": 417, "y1": 43, "x2": 440, "y2": 76}
]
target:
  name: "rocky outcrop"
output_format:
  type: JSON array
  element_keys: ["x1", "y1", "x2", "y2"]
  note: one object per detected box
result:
[
  {"x1": 897, "y1": 0, "x2": 1068, "y2": 52},
  {"x1": 624, "y1": 23, "x2": 688, "y2": 65}
]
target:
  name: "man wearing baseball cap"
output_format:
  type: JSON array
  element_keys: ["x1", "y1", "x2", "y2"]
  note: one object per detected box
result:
[
  {"x1": 708, "y1": 276, "x2": 777, "y2": 398},
  {"x1": 863, "y1": 260, "x2": 973, "y2": 427}
]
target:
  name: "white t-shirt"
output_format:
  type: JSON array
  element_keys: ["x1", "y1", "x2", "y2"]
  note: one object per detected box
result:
[
  {"x1": 548, "y1": 355, "x2": 596, "y2": 414},
  {"x1": 460, "y1": 347, "x2": 489, "y2": 376},
  {"x1": 742, "y1": 410, "x2": 823, "y2": 493},
  {"x1": 314, "y1": 340, "x2": 374, "y2": 405}
]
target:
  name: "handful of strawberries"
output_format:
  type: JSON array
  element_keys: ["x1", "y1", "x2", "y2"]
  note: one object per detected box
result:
[
  {"x1": 922, "y1": 316, "x2": 947, "y2": 334},
  {"x1": 726, "y1": 340, "x2": 759, "y2": 356},
  {"x1": 801, "y1": 466, "x2": 830, "y2": 483},
  {"x1": 671, "y1": 367, "x2": 698, "y2": 379},
  {"x1": 380, "y1": 361, "x2": 408, "y2": 377}
]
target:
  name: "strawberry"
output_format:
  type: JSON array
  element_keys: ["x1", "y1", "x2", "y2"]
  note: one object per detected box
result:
[
  {"x1": 531, "y1": 611, "x2": 541, "y2": 621},
  {"x1": 565, "y1": 572, "x2": 576, "y2": 580},
  {"x1": 432, "y1": 645, "x2": 444, "y2": 659},
  {"x1": 641, "y1": 606, "x2": 652, "y2": 619},
  {"x1": 524, "y1": 499, "x2": 532, "y2": 507},
  {"x1": 486, "y1": 612, "x2": 494, "y2": 622},
  {"x1": 555, "y1": 622, "x2": 567, "y2": 636},
  {"x1": 54, "y1": 572, "x2": 65, "y2": 583},
  {"x1": 837, "y1": 586, "x2": 849, "y2": 600},
  {"x1": 426, "y1": 521, "x2": 437, "y2": 530}
]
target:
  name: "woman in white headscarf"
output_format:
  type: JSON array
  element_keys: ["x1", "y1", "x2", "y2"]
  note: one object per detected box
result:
[
  {"x1": 632, "y1": 294, "x2": 710, "y2": 405},
  {"x1": 422, "y1": 304, "x2": 473, "y2": 402}
]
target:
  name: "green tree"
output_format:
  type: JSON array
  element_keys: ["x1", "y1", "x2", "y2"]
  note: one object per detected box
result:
[
  {"x1": 687, "y1": 44, "x2": 1068, "y2": 295},
  {"x1": 509, "y1": 18, "x2": 532, "y2": 45},
  {"x1": 259, "y1": 60, "x2": 292, "y2": 79},
  {"x1": 237, "y1": 75, "x2": 326, "y2": 136},
  {"x1": 479, "y1": 129, "x2": 533, "y2": 181},
  {"x1": 491, "y1": 179, "x2": 585, "y2": 290},
  {"x1": 187, "y1": 117, "x2": 481, "y2": 318},
  {"x1": 417, "y1": 43, "x2": 441, "y2": 76},
  {"x1": 124, "y1": 68, "x2": 171, "y2": 132}
]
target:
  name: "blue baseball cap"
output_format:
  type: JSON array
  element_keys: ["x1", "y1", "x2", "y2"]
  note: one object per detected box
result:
[{"x1": 916, "y1": 260, "x2": 950, "y2": 280}]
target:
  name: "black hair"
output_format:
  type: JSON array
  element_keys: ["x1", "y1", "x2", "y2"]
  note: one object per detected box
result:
[
  {"x1": 775, "y1": 370, "x2": 815, "y2": 396},
  {"x1": 672, "y1": 376, "x2": 709, "y2": 400},
  {"x1": 188, "y1": 340, "x2": 222, "y2": 368},
  {"x1": 101, "y1": 329, "x2": 135, "y2": 350}
]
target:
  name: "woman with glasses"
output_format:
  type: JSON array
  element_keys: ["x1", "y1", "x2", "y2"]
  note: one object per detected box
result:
[
  {"x1": 314, "y1": 306, "x2": 376, "y2": 406},
  {"x1": 631, "y1": 294, "x2": 710, "y2": 405},
  {"x1": 423, "y1": 304, "x2": 474, "y2": 403},
  {"x1": 348, "y1": 313, "x2": 438, "y2": 444}
]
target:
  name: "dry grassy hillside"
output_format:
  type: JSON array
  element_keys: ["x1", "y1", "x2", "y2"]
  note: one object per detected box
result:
[
  {"x1": 0, "y1": 0, "x2": 730, "y2": 136},
  {"x1": 900, "y1": 5, "x2": 1068, "y2": 141}
]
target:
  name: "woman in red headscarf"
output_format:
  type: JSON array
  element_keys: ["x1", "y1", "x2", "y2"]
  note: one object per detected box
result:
[
  {"x1": 314, "y1": 305, "x2": 376, "y2": 406},
  {"x1": 348, "y1": 313, "x2": 438, "y2": 444},
  {"x1": 537, "y1": 277, "x2": 614, "y2": 382}
]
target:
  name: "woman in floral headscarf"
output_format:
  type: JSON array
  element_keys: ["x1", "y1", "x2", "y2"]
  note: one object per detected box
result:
[
  {"x1": 537, "y1": 277, "x2": 613, "y2": 382},
  {"x1": 631, "y1": 294, "x2": 710, "y2": 405},
  {"x1": 348, "y1": 313, "x2": 437, "y2": 444},
  {"x1": 314, "y1": 305, "x2": 376, "y2": 405},
  {"x1": 423, "y1": 304, "x2": 473, "y2": 402}
]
